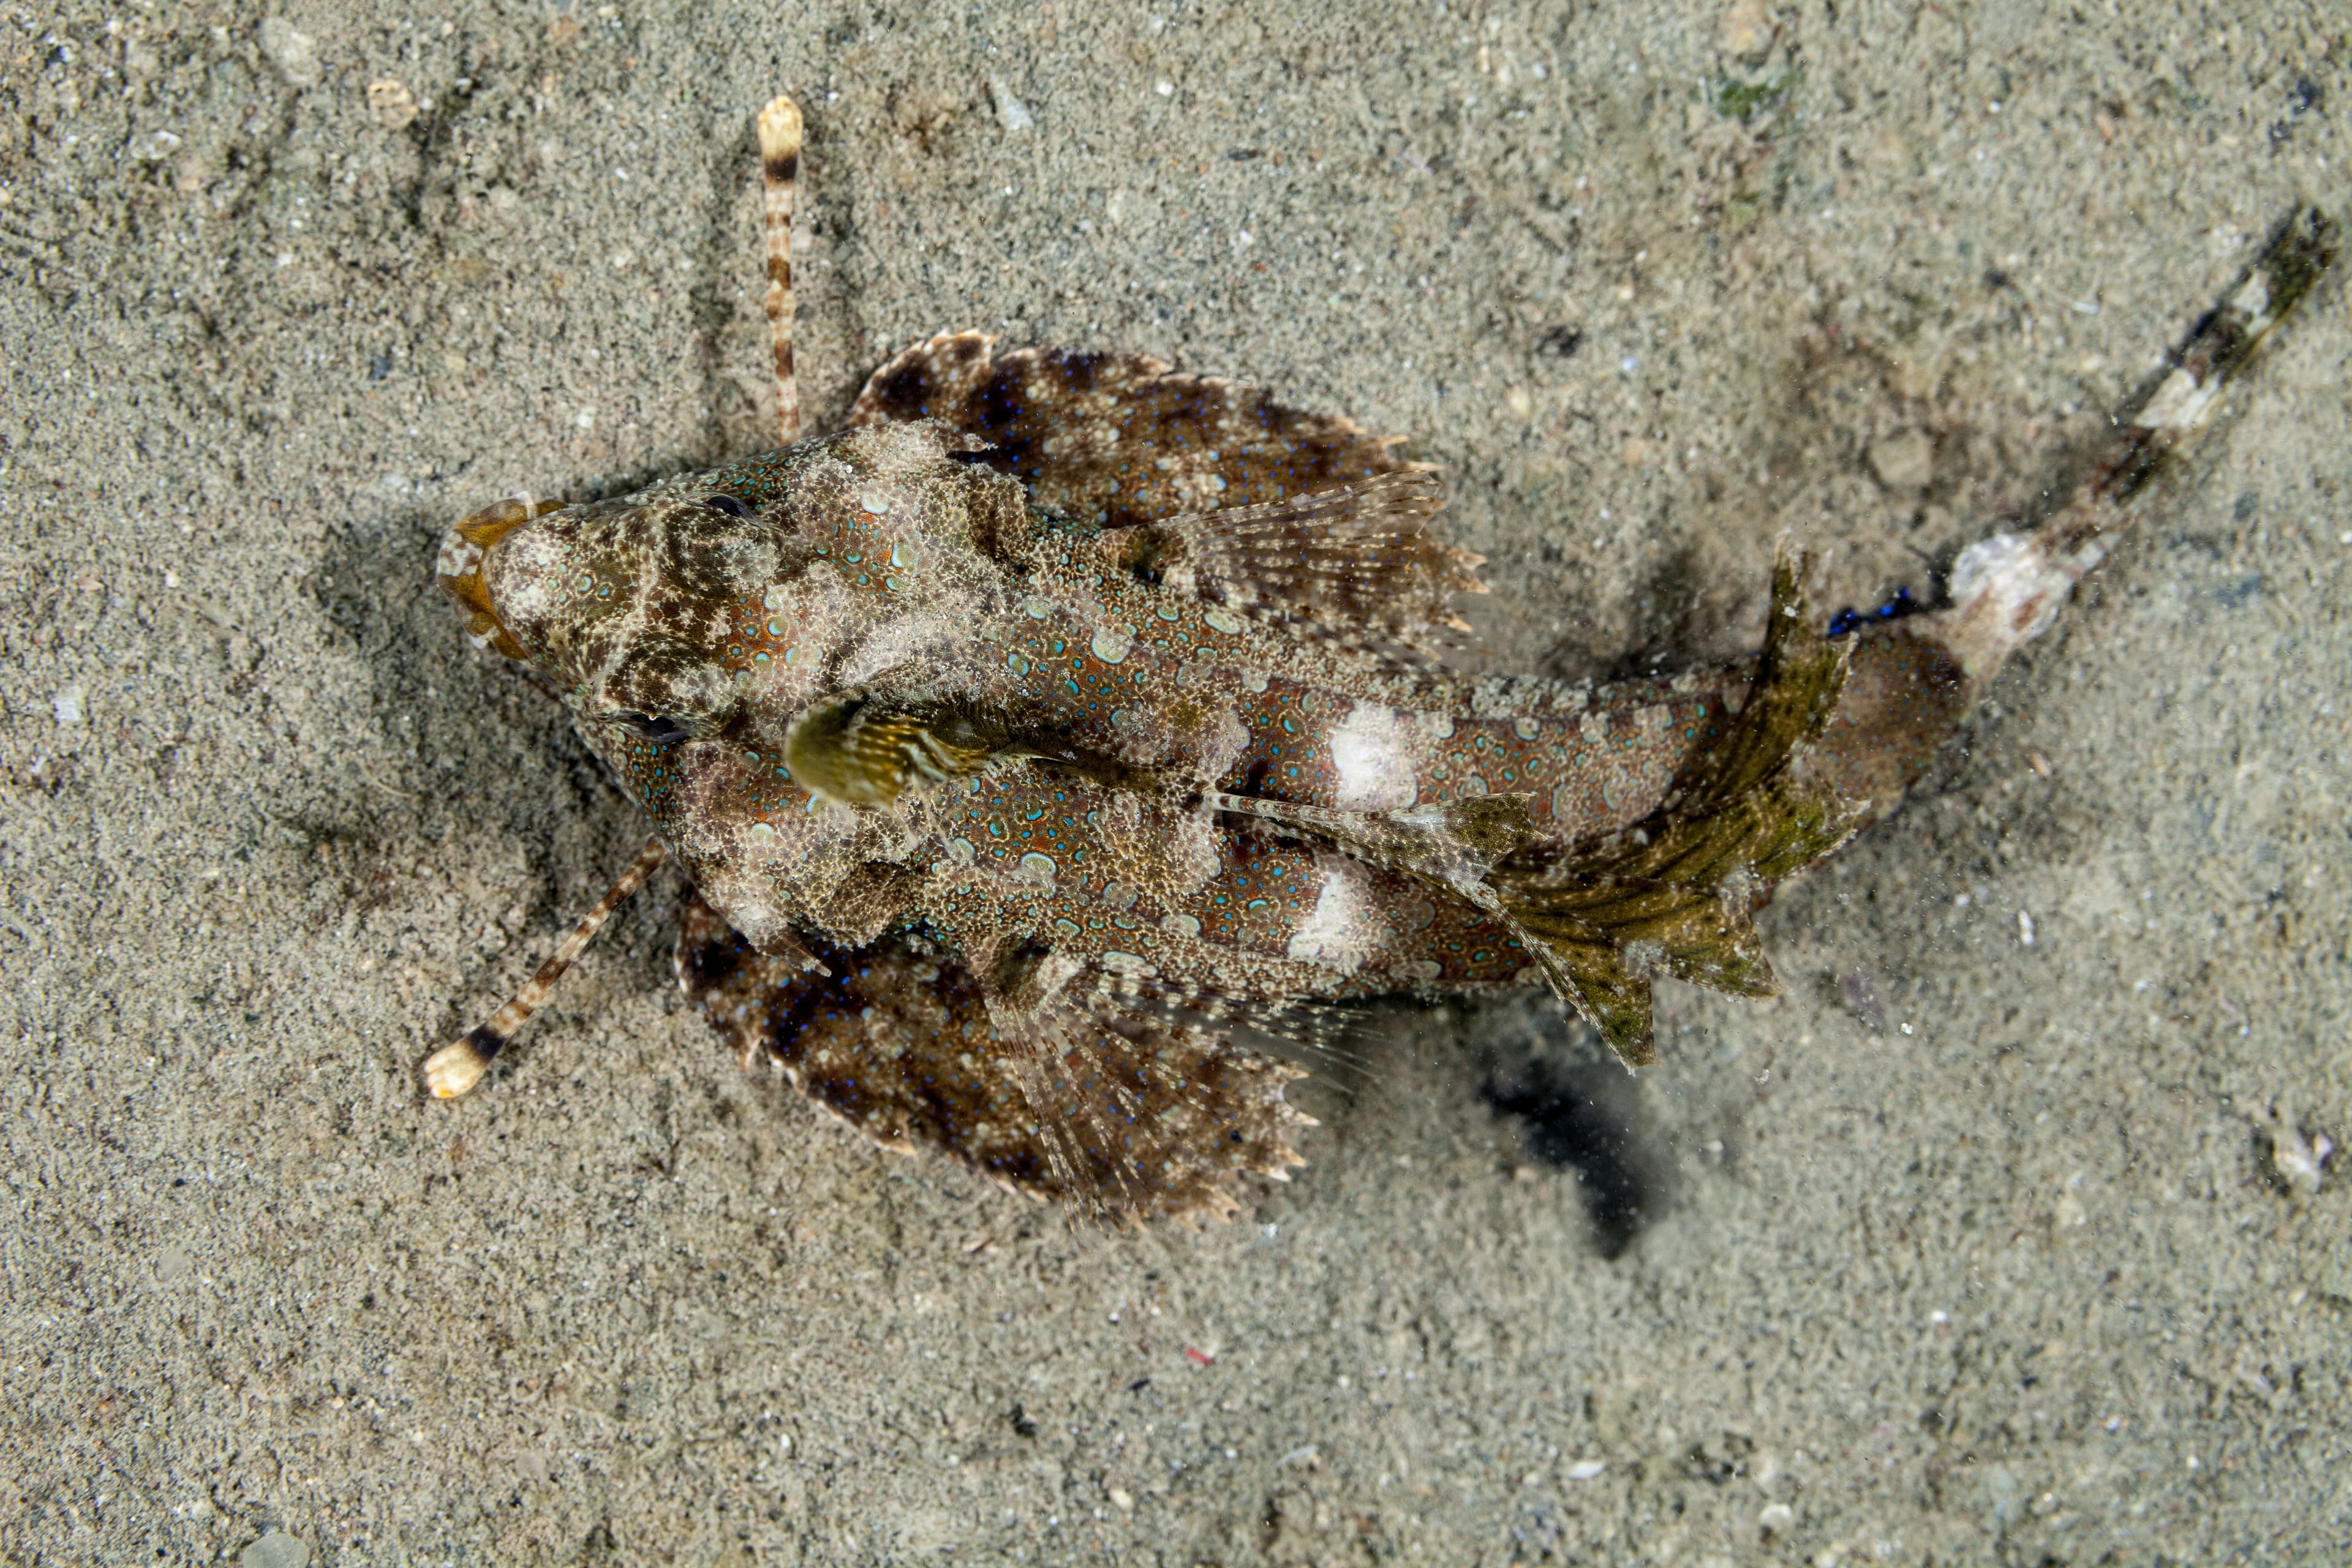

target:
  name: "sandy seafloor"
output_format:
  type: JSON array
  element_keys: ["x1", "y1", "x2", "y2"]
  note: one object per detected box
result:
[{"x1": 4, "y1": 0, "x2": 2350, "y2": 1561}]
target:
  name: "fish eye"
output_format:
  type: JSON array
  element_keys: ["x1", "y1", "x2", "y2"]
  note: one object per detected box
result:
[
  {"x1": 610, "y1": 711, "x2": 695, "y2": 744},
  {"x1": 702, "y1": 494, "x2": 755, "y2": 519}
]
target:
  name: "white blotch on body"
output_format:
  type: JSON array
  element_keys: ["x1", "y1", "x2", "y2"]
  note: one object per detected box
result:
[
  {"x1": 1286, "y1": 858, "x2": 1384, "y2": 972},
  {"x1": 1329, "y1": 703, "x2": 1418, "y2": 811}
]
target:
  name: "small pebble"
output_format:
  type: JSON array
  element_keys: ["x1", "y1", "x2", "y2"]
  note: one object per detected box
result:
[
  {"x1": 240, "y1": 1532, "x2": 310, "y2": 1568},
  {"x1": 368, "y1": 78, "x2": 419, "y2": 131},
  {"x1": 1868, "y1": 428, "x2": 1935, "y2": 491},
  {"x1": 989, "y1": 78, "x2": 1034, "y2": 134},
  {"x1": 258, "y1": 19, "x2": 318, "y2": 88}
]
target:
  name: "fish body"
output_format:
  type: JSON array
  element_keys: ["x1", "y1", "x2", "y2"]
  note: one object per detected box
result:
[{"x1": 436, "y1": 215, "x2": 2337, "y2": 1220}]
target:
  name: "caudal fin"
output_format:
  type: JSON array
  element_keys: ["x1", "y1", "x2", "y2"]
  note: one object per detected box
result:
[
  {"x1": 1931, "y1": 205, "x2": 2337, "y2": 685},
  {"x1": 1806, "y1": 206, "x2": 2339, "y2": 820}
]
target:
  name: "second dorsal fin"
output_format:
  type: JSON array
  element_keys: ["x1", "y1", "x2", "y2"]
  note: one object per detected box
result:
[{"x1": 1204, "y1": 544, "x2": 1863, "y2": 1069}]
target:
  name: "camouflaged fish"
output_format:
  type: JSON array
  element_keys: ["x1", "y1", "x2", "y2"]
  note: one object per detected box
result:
[{"x1": 423, "y1": 94, "x2": 2337, "y2": 1221}]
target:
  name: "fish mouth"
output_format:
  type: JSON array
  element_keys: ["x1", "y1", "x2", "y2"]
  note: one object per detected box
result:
[{"x1": 434, "y1": 495, "x2": 565, "y2": 659}]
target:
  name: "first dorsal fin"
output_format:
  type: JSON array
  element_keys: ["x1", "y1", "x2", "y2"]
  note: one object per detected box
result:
[
  {"x1": 782, "y1": 693, "x2": 1015, "y2": 806},
  {"x1": 782, "y1": 691, "x2": 1149, "y2": 808},
  {"x1": 1102, "y1": 470, "x2": 1486, "y2": 658}
]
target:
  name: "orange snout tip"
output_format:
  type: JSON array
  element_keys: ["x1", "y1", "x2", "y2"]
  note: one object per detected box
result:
[{"x1": 436, "y1": 494, "x2": 564, "y2": 662}]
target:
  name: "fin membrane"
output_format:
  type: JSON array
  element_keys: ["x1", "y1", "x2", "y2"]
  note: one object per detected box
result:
[
  {"x1": 1493, "y1": 543, "x2": 1863, "y2": 1065},
  {"x1": 782, "y1": 691, "x2": 1150, "y2": 807},
  {"x1": 848, "y1": 334, "x2": 1416, "y2": 530},
  {"x1": 782, "y1": 692, "x2": 1006, "y2": 806},
  {"x1": 1104, "y1": 470, "x2": 1485, "y2": 657},
  {"x1": 676, "y1": 895, "x2": 1309, "y2": 1223}
]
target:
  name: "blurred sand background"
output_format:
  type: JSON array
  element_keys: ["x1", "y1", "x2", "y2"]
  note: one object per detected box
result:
[{"x1": 3, "y1": 0, "x2": 2348, "y2": 1561}]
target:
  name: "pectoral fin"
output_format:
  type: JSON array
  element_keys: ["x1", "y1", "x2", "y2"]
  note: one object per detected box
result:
[
  {"x1": 783, "y1": 692, "x2": 1145, "y2": 807},
  {"x1": 1106, "y1": 470, "x2": 1485, "y2": 660},
  {"x1": 782, "y1": 693, "x2": 1009, "y2": 806}
]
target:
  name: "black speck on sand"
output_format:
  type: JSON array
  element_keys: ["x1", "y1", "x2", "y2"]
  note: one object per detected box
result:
[{"x1": 4, "y1": 2, "x2": 2347, "y2": 1561}]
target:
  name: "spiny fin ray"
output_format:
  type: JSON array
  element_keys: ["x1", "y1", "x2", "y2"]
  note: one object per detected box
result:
[{"x1": 1107, "y1": 470, "x2": 1485, "y2": 655}]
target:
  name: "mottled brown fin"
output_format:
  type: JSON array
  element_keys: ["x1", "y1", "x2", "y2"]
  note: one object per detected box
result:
[
  {"x1": 1493, "y1": 544, "x2": 1863, "y2": 1066},
  {"x1": 1103, "y1": 470, "x2": 1485, "y2": 656},
  {"x1": 847, "y1": 334, "x2": 1419, "y2": 530},
  {"x1": 674, "y1": 895, "x2": 1308, "y2": 1222},
  {"x1": 984, "y1": 976, "x2": 1314, "y2": 1225},
  {"x1": 677, "y1": 894, "x2": 1033, "y2": 1165},
  {"x1": 1103, "y1": 976, "x2": 1373, "y2": 1080}
]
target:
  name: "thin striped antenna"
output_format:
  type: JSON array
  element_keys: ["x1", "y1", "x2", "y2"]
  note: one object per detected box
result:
[
  {"x1": 423, "y1": 837, "x2": 669, "y2": 1098},
  {"x1": 756, "y1": 94, "x2": 803, "y2": 445}
]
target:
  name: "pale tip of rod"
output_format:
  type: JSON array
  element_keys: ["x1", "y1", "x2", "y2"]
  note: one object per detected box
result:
[
  {"x1": 423, "y1": 1037, "x2": 491, "y2": 1099},
  {"x1": 757, "y1": 94, "x2": 803, "y2": 171}
]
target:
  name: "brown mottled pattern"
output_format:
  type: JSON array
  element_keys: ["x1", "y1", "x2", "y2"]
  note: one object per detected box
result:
[
  {"x1": 675, "y1": 891, "x2": 1036, "y2": 1170},
  {"x1": 677, "y1": 892, "x2": 1311, "y2": 1222},
  {"x1": 438, "y1": 208, "x2": 2335, "y2": 1215},
  {"x1": 848, "y1": 333, "x2": 1416, "y2": 529},
  {"x1": 454, "y1": 421, "x2": 1874, "y2": 1205}
]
